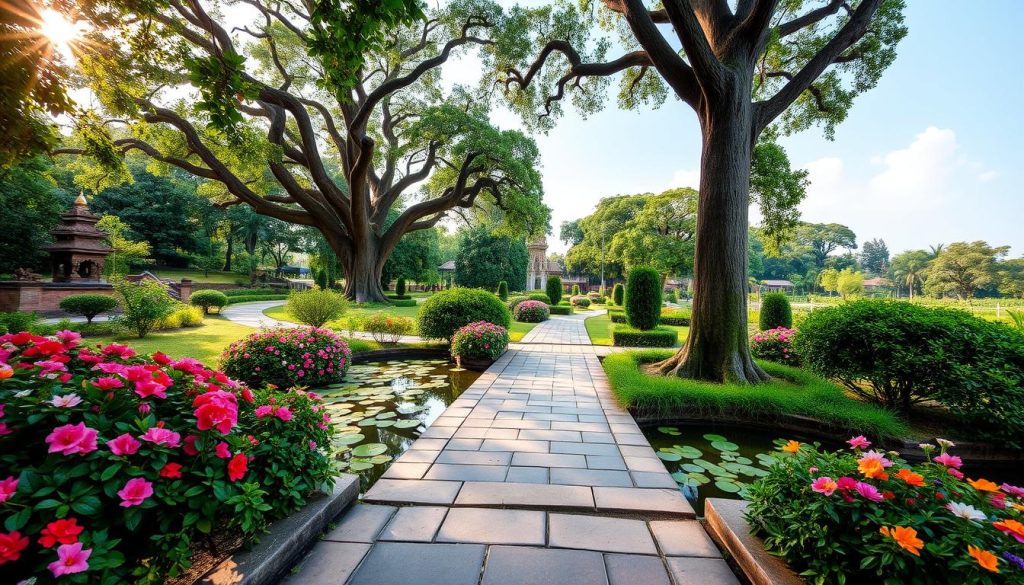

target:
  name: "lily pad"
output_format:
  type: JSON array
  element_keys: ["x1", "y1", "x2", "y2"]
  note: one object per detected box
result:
[
  {"x1": 335, "y1": 433, "x2": 365, "y2": 445},
  {"x1": 703, "y1": 433, "x2": 728, "y2": 442},
  {"x1": 681, "y1": 463, "x2": 705, "y2": 473},
  {"x1": 657, "y1": 451, "x2": 682, "y2": 462},
  {"x1": 658, "y1": 426, "x2": 681, "y2": 436},
  {"x1": 714, "y1": 479, "x2": 743, "y2": 493},
  {"x1": 710, "y1": 440, "x2": 740, "y2": 452},
  {"x1": 351, "y1": 443, "x2": 388, "y2": 457},
  {"x1": 392, "y1": 419, "x2": 421, "y2": 429},
  {"x1": 674, "y1": 445, "x2": 703, "y2": 459},
  {"x1": 349, "y1": 461, "x2": 374, "y2": 472},
  {"x1": 685, "y1": 472, "x2": 711, "y2": 485}
]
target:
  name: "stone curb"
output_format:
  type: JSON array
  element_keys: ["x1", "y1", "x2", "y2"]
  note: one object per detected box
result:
[
  {"x1": 200, "y1": 474, "x2": 360, "y2": 585},
  {"x1": 704, "y1": 498, "x2": 802, "y2": 585}
]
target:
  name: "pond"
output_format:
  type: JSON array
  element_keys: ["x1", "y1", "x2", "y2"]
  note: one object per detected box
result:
[{"x1": 317, "y1": 359, "x2": 480, "y2": 490}]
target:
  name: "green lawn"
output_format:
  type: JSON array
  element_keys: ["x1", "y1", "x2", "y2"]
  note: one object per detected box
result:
[
  {"x1": 585, "y1": 313, "x2": 689, "y2": 347},
  {"x1": 604, "y1": 350, "x2": 907, "y2": 440},
  {"x1": 85, "y1": 316, "x2": 255, "y2": 364},
  {"x1": 152, "y1": 268, "x2": 247, "y2": 285},
  {"x1": 265, "y1": 302, "x2": 537, "y2": 342}
]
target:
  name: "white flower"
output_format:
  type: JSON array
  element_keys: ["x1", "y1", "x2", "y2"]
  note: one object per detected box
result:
[
  {"x1": 936, "y1": 438, "x2": 956, "y2": 449},
  {"x1": 14, "y1": 389, "x2": 32, "y2": 398},
  {"x1": 50, "y1": 393, "x2": 83, "y2": 408},
  {"x1": 946, "y1": 502, "x2": 986, "y2": 522}
]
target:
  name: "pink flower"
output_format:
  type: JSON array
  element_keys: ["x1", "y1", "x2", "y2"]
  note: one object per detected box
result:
[
  {"x1": 933, "y1": 453, "x2": 963, "y2": 469},
  {"x1": 140, "y1": 427, "x2": 181, "y2": 448},
  {"x1": 854, "y1": 482, "x2": 884, "y2": 502},
  {"x1": 215, "y1": 442, "x2": 231, "y2": 459},
  {"x1": 192, "y1": 390, "x2": 238, "y2": 434},
  {"x1": 948, "y1": 468, "x2": 965, "y2": 480},
  {"x1": 255, "y1": 405, "x2": 273, "y2": 418},
  {"x1": 309, "y1": 440, "x2": 317, "y2": 450},
  {"x1": 811, "y1": 476, "x2": 838, "y2": 496},
  {"x1": 107, "y1": 433, "x2": 141, "y2": 456},
  {"x1": 49, "y1": 393, "x2": 83, "y2": 408},
  {"x1": 0, "y1": 476, "x2": 17, "y2": 503},
  {"x1": 45, "y1": 423, "x2": 98, "y2": 456},
  {"x1": 227, "y1": 453, "x2": 248, "y2": 482},
  {"x1": 274, "y1": 406, "x2": 293, "y2": 422},
  {"x1": 847, "y1": 435, "x2": 872, "y2": 449},
  {"x1": 859, "y1": 450, "x2": 893, "y2": 468},
  {"x1": 1001, "y1": 483, "x2": 1024, "y2": 498},
  {"x1": 117, "y1": 478, "x2": 153, "y2": 507},
  {"x1": 134, "y1": 379, "x2": 168, "y2": 400},
  {"x1": 48, "y1": 542, "x2": 91, "y2": 576},
  {"x1": 138, "y1": 402, "x2": 151, "y2": 414},
  {"x1": 92, "y1": 377, "x2": 123, "y2": 390}
]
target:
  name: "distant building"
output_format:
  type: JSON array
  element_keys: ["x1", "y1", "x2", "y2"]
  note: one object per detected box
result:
[
  {"x1": 526, "y1": 236, "x2": 563, "y2": 291},
  {"x1": 760, "y1": 279, "x2": 795, "y2": 293},
  {"x1": 863, "y1": 277, "x2": 893, "y2": 292}
]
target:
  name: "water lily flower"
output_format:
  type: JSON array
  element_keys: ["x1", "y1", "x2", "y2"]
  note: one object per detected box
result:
[
  {"x1": 48, "y1": 542, "x2": 91, "y2": 577},
  {"x1": 879, "y1": 525, "x2": 924, "y2": 556},
  {"x1": 968, "y1": 545, "x2": 1000, "y2": 573},
  {"x1": 946, "y1": 502, "x2": 986, "y2": 521},
  {"x1": 811, "y1": 476, "x2": 838, "y2": 496}
]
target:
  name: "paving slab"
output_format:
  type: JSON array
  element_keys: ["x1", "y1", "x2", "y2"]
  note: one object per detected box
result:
[
  {"x1": 592, "y1": 487, "x2": 695, "y2": 518},
  {"x1": 548, "y1": 514, "x2": 658, "y2": 555},
  {"x1": 481, "y1": 546, "x2": 608, "y2": 585},
  {"x1": 285, "y1": 542, "x2": 371, "y2": 585},
  {"x1": 650, "y1": 520, "x2": 722, "y2": 557},
  {"x1": 455, "y1": 481, "x2": 594, "y2": 509},
  {"x1": 605, "y1": 553, "x2": 673, "y2": 585},
  {"x1": 377, "y1": 506, "x2": 448, "y2": 542},
  {"x1": 347, "y1": 542, "x2": 486, "y2": 585},
  {"x1": 436, "y1": 507, "x2": 546, "y2": 545},
  {"x1": 322, "y1": 504, "x2": 396, "y2": 543},
  {"x1": 666, "y1": 557, "x2": 742, "y2": 585},
  {"x1": 362, "y1": 479, "x2": 462, "y2": 506}
]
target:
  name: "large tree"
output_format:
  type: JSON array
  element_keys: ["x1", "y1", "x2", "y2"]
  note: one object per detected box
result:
[
  {"x1": 607, "y1": 188, "x2": 697, "y2": 277},
  {"x1": 859, "y1": 237, "x2": 889, "y2": 275},
  {"x1": 496, "y1": 0, "x2": 905, "y2": 382},
  {"x1": 58, "y1": 0, "x2": 548, "y2": 302},
  {"x1": 924, "y1": 241, "x2": 1009, "y2": 302},
  {"x1": 0, "y1": 157, "x2": 73, "y2": 273},
  {"x1": 453, "y1": 225, "x2": 528, "y2": 290},
  {"x1": 795, "y1": 222, "x2": 858, "y2": 268},
  {"x1": 889, "y1": 249, "x2": 929, "y2": 299}
]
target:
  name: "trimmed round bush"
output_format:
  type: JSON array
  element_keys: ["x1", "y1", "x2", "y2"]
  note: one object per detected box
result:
[
  {"x1": 363, "y1": 312, "x2": 414, "y2": 344},
  {"x1": 59, "y1": 294, "x2": 118, "y2": 324},
  {"x1": 759, "y1": 292, "x2": 793, "y2": 330},
  {"x1": 546, "y1": 276, "x2": 562, "y2": 306},
  {"x1": 222, "y1": 326, "x2": 351, "y2": 388},
  {"x1": 571, "y1": 284, "x2": 581, "y2": 296},
  {"x1": 795, "y1": 300, "x2": 1024, "y2": 442},
  {"x1": 395, "y1": 277, "x2": 407, "y2": 297},
  {"x1": 514, "y1": 300, "x2": 550, "y2": 323},
  {"x1": 612, "y1": 283, "x2": 625, "y2": 306},
  {"x1": 569, "y1": 295, "x2": 591, "y2": 308},
  {"x1": 450, "y1": 321, "x2": 509, "y2": 361},
  {"x1": 527, "y1": 293, "x2": 551, "y2": 303},
  {"x1": 751, "y1": 327, "x2": 799, "y2": 366},
  {"x1": 625, "y1": 266, "x2": 662, "y2": 331},
  {"x1": 189, "y1": 289, "x2": 229, "y2": 314},
  {"x1": 496, "y1": 280, "x2": 509, "y2": 301},
  {"x1": 418, "y1": 288, "x2": 511, "y2": 341},
  {"x1": 506, "y1": 295, "x2": 529, "y2": 312},
  {"x1": 287, "y1": 287, "x2": 347, "y2": 328}
]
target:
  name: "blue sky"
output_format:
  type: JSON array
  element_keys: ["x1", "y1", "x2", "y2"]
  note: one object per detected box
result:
[{"x1": 452, "y1": 1, "x2": 1024, "y2": 256}]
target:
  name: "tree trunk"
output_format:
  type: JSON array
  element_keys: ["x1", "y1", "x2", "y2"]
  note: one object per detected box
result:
[
  {"x1": 340, "y1": 234, "x2": 389, "y2": 303},
  {"x1": 223, "y1": 232, "x2": 234, "y2": 272},
  {"x1": 656, "y1": 82, "x2": 770, "y2": 384}
]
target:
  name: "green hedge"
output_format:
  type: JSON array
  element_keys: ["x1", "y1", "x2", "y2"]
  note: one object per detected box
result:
[
  {"x1": 548, "y1": 305, "x2": 573, "y2": 315},
  {"x1": 387, "y1": 294, "x2": 412, "y2": 300},
  {"x1": 224, "y1": 294, "x2": 289, "y2": 305},
  {"x1": 222, "y1": 287, "x2": 281, "y2": 297},
  {"x1": 418, "y1": 288, "x2": 511, "y2": 340},
  {"x1": 388, "y1": 298, "x2": 417, "y2": 307},
  {"x1": 612, "y1": 324, "x2": 678, "y2": 347},
  {"x1": 625, "y1": 266, "x2": 662, "y2": 330},
  {"x1": 612, "y1": 283, "x2": 625, "y2": 306},
  {"x1": 546, "y1": 276, "x2": 563, "y2": 306},
  {"x1": 609, "y1": 308, "x2": 688, "y2": 326},
  {"x1": 759, "y1": 292, "x2": 793, "y2": 330}
]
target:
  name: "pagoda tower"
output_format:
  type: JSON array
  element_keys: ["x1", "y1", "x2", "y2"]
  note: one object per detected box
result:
[{"x1": 42, "y1": 194, "x2": 112, "y2": 282}]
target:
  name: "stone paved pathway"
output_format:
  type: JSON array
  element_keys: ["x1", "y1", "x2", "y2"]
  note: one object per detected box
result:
[{"x1": 285, "y1": 315, "x2": 738, "y2": 585}]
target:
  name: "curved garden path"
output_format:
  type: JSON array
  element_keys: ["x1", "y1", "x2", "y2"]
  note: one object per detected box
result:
[
  {"x1": 281, "y1": 308, "x2": 738, "y2": 585},
  {"x1": 219, "y1": 301, "x2": 426, "y2": 344}
]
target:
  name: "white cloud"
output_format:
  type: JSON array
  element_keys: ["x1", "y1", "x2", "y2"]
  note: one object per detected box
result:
[
  {"x1": 867, "y1": 126, "x2": 958, "y2": 206},
  {"x1": 977, "y1": 170, "x2": 999, "y2": 182}
]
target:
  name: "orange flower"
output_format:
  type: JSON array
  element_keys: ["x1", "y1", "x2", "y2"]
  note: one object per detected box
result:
[
  {"x1": 1013, "y1": 503, "x2": 1024, "y2": 513},
  {"x1": 993, "y1": 519, "x2": 1024, "y2": 543},
  {"x1": 0, "y1": 364, "x2": 12, "y2": 379},
  {"x1": 895, "y1": 468, "x2": 925, "y2": 487},
  {"x1": 858, "y1": 458, "x2": 889, "y2": 480},
  {"x1": 879, "y1": 525, "x2": 924, "y2": 556},
  {"x1": 781, "y1": 440, "x2": 801, "y2": 453},
  {"x1": 969, "y1": 478, "x2": 1000, "y2": 492},
  {"x1": 967, "y1": 545, "x2": 1000, "y2": 573}
]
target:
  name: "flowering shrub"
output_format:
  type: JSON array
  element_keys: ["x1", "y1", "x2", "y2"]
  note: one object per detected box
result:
[
  {"x1": 362, "y1": 313, "x2": 414, "y2": 344},
  {"x1": 570, "y1": 295, "x2": 591, "y2": 308},
  {"x1": 746, "y1": 436, "x2": 1024, "y2": 584},
  {"x1": 750, "y1": 327, "x2": 800, "y2": 366},
  {"x1": 513, "y1": 300, "x2": 549, "y2": 323},
  {"x1": 0, "y1": 330, "x2": 336, "y2": 583},
  {"x1": 221, "y1": 327, "x2": 351, "y2": 389},
  {"x1": 450, "y1": 321, "x2": 509, "y2": 361}
]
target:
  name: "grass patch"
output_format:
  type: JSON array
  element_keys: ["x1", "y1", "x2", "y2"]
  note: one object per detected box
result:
[
  {"x1": 603, "y1": 350, "x2": 907, "y2": 440},
  {"x1": 264, "y1": 303, "x2": 421, "y2": 332},
  {"x1": 586, "y1": 313, "x2": 689, "y2": 347},
  {"x1": 151, "y1": 268, "x2": 246, "y2": 285},
  {"x1": 85, "y1": 316, "x2": 254, "y2": 365},
  {"x1": 509, "y1": 320, "x2": 538, "y2": 342}
]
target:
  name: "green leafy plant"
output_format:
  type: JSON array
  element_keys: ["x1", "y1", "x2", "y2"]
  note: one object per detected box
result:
[
  {"x1": 286, "y1": 287, "x2": 347, "y2": 328},
  {"x1": 546, "y1": 276, "x2": 563, "y2": 306},
  {"x1": 570, "y1": 295, "x2": 591, "y2": 308},
  {"x1": 0, "y1": 331, "x2": 336, "y2": 583},
  {"x1": 155, "y1": 304, "x2": 204, "y2": 330},
  {"x1": 612, "y1": 283, "x2": 625, "y2": 306},
  {"x1": 450, "y1": 321, "x2": 509, "y2": 361},
  {"x1": 395, "y1": 277, "x2": 406, "y2": 297},
  {"x1": 188, "y1": 290, "x2": 229, "y2": 314},
  {"x1": 625, "y1": 266, "x2": 662, "y2": 330},
  {"x1": 612, "y1": 325, "x2": 677, "y2": 347},
  {"x1": 114, "y1": 280, "x2": 176, "y2": 338},
  {"x1": 747, "y1": 438, "x2": 1024, "y2": 584},
  {"x1": 759, "y1": 293, "x2": 793, "y2": 330},
  {"x1": 1007, "y1": 309, "x2": 1024, "y2": 331},
  {"x1": 571, "y1": 284, "x2": 581, "y2": 296},
  {"x1": 221, "y1": 326, "x2": 351, "y2": 388},
  {"x1": 513, "y1": 300, "x2": 549, "y2": 323},
  {"x1": 362, "y1": 313, "x2": 414, "y2": 344},
  {"x1": 0, "y1": 311, "x2": 40, "y2": 334},
  {"x1": 496, "y1": 281, "x2": 509, "y2": 301},
  {"x1": 58, "y1": 295, "x2": 118, "y2": 324},
  {"x1": 418, "y1": 288, "x2": 511, "y2": 341}
]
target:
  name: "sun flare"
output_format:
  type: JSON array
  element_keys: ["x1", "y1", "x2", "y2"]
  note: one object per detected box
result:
[{"x1": 38, "y1": 7, "x2": 85, "y2": 55}]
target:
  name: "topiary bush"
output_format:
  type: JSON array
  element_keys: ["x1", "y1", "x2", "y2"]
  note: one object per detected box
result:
[
  {"x1": 548, "y1": 305, "x2": 573, "y2": 315},
  {"x1": 625, "y1": 266, "x2": 662, "y2": 331},
  {"x1": 188, "y1": 289, "x2": 229, "y2": 314},
  {"x1": 496, "y1": 280, "x2": 508, "y2": 301},
  {"x1": 286, "y1": 287, "x2": 347, "y2": 328},
  {"x1": 395, "y1": 277, "x2": 407, "y2": 297},
  {"x1": 527, "y1": 293, "x2": 551, "y2": 304},
  {"x1": 362, "y1": 313, "x2": 414, "y2": 344},
  {"x1": 59, "y1": 295, "x2": 118, "y2": 324},
  {"x1": 514, "y1": 300, "x2": 550, "y2": 323},
  {"x1": 221, "y1": 326, "x2": 351, "y2": 388},
  {"x1": 545, "y1": 276, "x2": 562, "y2": 306},
  {"x1": 612, "y1": 325, "x2": 678, "y2": 347},
  {"x1": 759, "y1": 292, "x2": 793, "y2": 330},
  {"x1": 612, "y1": 282, "x2": 625, "y2": 306},
  {"x1": 570, "y1": 295, "x2": 591, "y2": 308},
  {"x1": 795, "y1": 300, "x2": 1024, "y2": 443},
  {"x1": 450, "y1": 321, "x2": 509, "y2": 361},
  {"x1": 418, "y1": 288, "x2": 511, "y2": 341},
  {"x1": 751, "y1": 327, "x2": 800, "y2": 366},
  {"x1": 571, "y1": 284, "x2": 581, "y2": 296},
  {"x1": 0, "y1": 331, "x2": 336, "y2": 583}
]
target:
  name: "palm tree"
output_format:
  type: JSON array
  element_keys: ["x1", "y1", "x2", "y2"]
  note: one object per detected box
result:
[
  {"x1": 891, "y1": 250, "x2": 931, "y2": 301},
  {"x1": 927, "y1": 243, "x2": 945, "y2": 260}
]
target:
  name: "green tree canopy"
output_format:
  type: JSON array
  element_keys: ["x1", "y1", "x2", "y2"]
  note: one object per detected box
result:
[
  {"x1": 0, "y1": 157, "x2": 73, "y2": 273},
  {"x1": 889, "y1": 249, "x2": 930, "y2": 299},
  {"x1": 607, "y1": 188, "x2": 697, "y2": 277},
  {"x1": 454, "y1": 225, "x2": 528, "y2": 291},
  {"x1": 924, "y1": 241, "x2": 1009, "y2": 301},
  {"x1": 795, "y1": 222, "x2": 858, "y2": 268},
  {"x1": 860, "y1": 238, "x2": 890, "y2": 276}
]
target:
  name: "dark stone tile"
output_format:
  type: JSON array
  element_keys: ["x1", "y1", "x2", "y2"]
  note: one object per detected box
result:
[
  {"x1": 604, "y1": 553, "x2": 671, "y2": 585},
  {"x1": 283, "y1": 542, "x2": 370, "y2": 585},
  {"x1": 322, "y1": 504, "x2": 396, "y2": 543},
  {"x1": 348, "y1": 542, "x2": 486, "y2": 585},
  {"x1": 665, "y1": 557, "x2": 741, "y2": 585},
  {"x1": 482, "y1": 546, "x2": 608, "y2": 585}
]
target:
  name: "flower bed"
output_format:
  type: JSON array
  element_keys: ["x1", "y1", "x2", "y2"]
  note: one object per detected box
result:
[
  {"x1": 0, "y1": 330, "x2": 336, "y2": 583},
  {"x1": 750, "y1": 327, "x2": 799, "y2": 366},
  {"x1": 513, "y1": 300, "x2": 550, "y2": 323},
  {"x1": 746, "y1": 436, "x2": 1024, "y2": 583},
  {"x1": 450, "y1": 321, "x2": 509, "y2": 362},
  {"x1": 361, "y1": 313, "x2": 414, "y2": 344},
  {"x1": 221, "y1": 327, "x2": 351, "y2": 389}
]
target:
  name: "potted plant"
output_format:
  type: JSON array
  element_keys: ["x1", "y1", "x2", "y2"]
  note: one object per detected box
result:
[{"x1": 450, "y1": 321, "x2": 509, "y2": 371}]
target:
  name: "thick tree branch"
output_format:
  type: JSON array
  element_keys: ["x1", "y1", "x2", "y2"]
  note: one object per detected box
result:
[
  {"x1": 617, "y1": 1, "x2": 703, "y2": 108},
  {"x1": 601, "y1": 0, "x2": 669, "y2": 23},
  {"x1": 658, "y1": 0, "x2": 725, "y2": 95},
  {"x1": 778, "y1": 0, "x2": 851, "y2": 37}
]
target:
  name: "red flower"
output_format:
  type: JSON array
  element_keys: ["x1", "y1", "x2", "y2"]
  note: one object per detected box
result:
[
  {"x1": 183, "y1": 434, "x2": 199, "y2": 456},
  {"x1": 0, "y1": 531, "x2": 30, "y2": 564},
  {"x1": 227, "y1": 453, "x2": 248, "y2": 482},
  {"x1": 159, "y1": 462, "x2": 183, "y2": 479},
  {"x1": 240, "y1": 387, "x2": 255, "y2": 403},
  {"x1": 39, "y1": 518, "x2": 83, "y2": 548},
  {"x1": 152, "y1": 351, "x2": 172, "y2": 365},
  {"x1": 193, "y1": 390, "x2": 238, "y2": 434}
]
